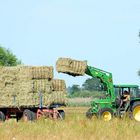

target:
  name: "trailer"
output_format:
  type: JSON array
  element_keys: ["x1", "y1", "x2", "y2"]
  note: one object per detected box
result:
[{"x1": 0, "y1": 66, "x2": 67, "y2": 122}]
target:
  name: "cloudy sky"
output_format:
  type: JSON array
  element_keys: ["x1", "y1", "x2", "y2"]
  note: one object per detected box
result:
[{"x1": 0, "y1": 0, "x2": 140, "y2": 86}]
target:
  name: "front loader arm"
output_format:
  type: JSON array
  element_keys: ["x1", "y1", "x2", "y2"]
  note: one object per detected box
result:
[{"x1": 85, "y1": 66, "x2": 115, "y2": 101}]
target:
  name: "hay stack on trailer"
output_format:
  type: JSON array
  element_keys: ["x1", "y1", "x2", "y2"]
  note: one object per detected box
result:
[
  {"x1": 0, "y1": 66, "x2": 67, "y2": 108},
  {"x1": 52, "y1": 79, "x2": 66, "y2": 91},
  {"x1": 56, "y1": 58, "x2": 87, "y2": 76}
]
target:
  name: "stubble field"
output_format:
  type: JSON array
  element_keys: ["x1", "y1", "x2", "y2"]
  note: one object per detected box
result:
[{"x1": 0, "y1": 107, "x2": 140, "y2": 140}]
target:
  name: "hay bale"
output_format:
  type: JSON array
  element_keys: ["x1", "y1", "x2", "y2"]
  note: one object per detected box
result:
[
  {"x1": 44, "y1": 91, "x2": 67, "y2": 106},
  {"x1": 0, "y1": 65, "x2": 67, "y2": 107},
  {"x1": 16, "y1": 91, "x2": 67, "y2": 107},
  {"x1": 29, "y1": 66, "x2": 53, "y2": 80},
  {"x1": 52, "y1": 79, "x2": 66, "y2": 91},
  {"x1": 18, "y1": 66, "x2": 54, "y2": 80},
  {"x1": 56, "y1": 58, "x2": 87, "y2": 76},
  {"x1": 0, "y1": 66, "x2": 20, "y2": 84},
  {"x1": 32, "y1": 80, "x2": 52, "y2": 93}
]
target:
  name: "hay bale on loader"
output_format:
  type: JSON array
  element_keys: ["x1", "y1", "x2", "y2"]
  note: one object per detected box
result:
[{"x1": 56, "y1": 58, "x2": 87, "y2": 76}]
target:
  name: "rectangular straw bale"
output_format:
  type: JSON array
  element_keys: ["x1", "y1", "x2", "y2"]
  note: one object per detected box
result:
[
  {"x1": 52, "y1": 79, "x2": 66, "y2": 91},
  {"x1": 32, "y1": 79, "x2": 52, "y2": 93},
  {"x1": 17, "y1": 93, "x2": 37, "y2": 106},
  {"x1": 0, "y1": 92, "x2": 18, "y2": 107},
  {"x1": 45, "y1": 91, "x2": 67, "y2": 105},
  {"x1": 18, "y1": 81, "x2": 34, "y2": 93},
  {"x1": 0, "y1": 66, "x2": 20, "y2": 83},
  {"x1": 18, "y1": 66, "x2": 32, "y2": 81},
  {"x1": 56, "y1": 58, "x2": 87, "y2": 76},
  {"x1": 29, "y1": 66, "x2": 53, "y2": 79}
]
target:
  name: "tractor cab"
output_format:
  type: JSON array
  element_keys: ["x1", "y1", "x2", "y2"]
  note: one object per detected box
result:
[
  {"x1": 114, "y1": 85, "x2": 139, "y2": 100},
  {"x1": 114, "y1": 85, "x2": 139, "y2": 110}
]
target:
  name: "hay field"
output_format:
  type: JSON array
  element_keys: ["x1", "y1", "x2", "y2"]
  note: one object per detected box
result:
[{"x1": 0, "y1": 107, "x2": 140, "y2": 140}]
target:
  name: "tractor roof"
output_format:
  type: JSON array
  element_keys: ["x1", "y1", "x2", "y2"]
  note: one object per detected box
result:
[{"x1": 114, "y1": 85, "x2": 139, "y2": 88}]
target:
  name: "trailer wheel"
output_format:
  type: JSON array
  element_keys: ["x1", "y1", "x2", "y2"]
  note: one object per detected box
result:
[
  {"x1": 23, "y1": 109, "x2": 33, "y2": 122},
  {"x1": 58, "y1": 110, "x2": 65, "y2": 120},
  {"x1": 99, "y1": 108, "x2": 113, "y2": 121},
  {"x1": 16, "y1": 113, "x2": 23, "y2": 122},
  {"x1": 0, "y1": 111, "x2": 5, "y2": 122},
  {"x1": 31, "y1": 111, "x2": 37, "y2": 121},
  {"x1": 131, "y1": 102, "x2": 140, "y2": 122}
]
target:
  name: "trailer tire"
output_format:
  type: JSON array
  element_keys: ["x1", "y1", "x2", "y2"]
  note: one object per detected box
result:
[
  {"x1": 58, "y1": 110, "x2": 65, "y2": 120},
  {"x1": 0, "y1": 111, "x2": 5, "y2": 122},
  {"x1": 16, "y1": 113, "x2": 23, "y2": 122},
  {"x1": 23, "y1": 109, "x2": 33, "y2": 122},
  {"x1": 99, "y1": 108, "x2": 113, "y2": 121},
  {"x1": 31, "y1": 111, "x2": 37, "y2": 121}
]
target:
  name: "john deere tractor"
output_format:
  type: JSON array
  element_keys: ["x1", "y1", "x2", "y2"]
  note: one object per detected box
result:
[
  {"x1": 85, "y1": 66, "x2": 140, "y2": 121},
  {"x1": 56, "y1": 57, "x2": 140, "y2": 121}
]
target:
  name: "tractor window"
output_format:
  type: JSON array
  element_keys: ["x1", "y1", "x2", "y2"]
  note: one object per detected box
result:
[
  {"x1": 114, "y1": 87, "x2": 122, "y2": 98},
  {"x1": 130, "y1": 88, "x2": 140, "y2": 98},
  {"x1": 114, "y1": 88, "x2": 119, "y2": 96}
]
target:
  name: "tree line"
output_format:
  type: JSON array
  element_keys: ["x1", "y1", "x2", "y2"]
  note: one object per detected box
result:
[{"x1": 67, "y1": 78, "x2": 106, "y2": 98}]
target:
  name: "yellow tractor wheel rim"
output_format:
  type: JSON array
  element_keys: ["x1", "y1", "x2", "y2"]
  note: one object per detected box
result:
[
  {"x1": 102, "y1": 111, "x2": 112, "y2": 121},
  {"x1": 133, "y1": 106, "x2": 140, "y2": 122}
]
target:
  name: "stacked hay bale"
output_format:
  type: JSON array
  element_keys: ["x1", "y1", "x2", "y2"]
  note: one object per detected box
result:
[
  {"x1": 49, "y1": 79, "x2": 67, "y2": 105},
  {"x1": 0, "y1": 66, "x2": 67, "y2": 108},
  {"x1": 56, "y1": 58, "x2": 87, "y2": 76}
]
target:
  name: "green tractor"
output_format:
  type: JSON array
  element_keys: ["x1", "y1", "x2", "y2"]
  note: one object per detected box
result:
[
  {"x1": 85, "y1": 66, "x2": 140, "y2": 121},
  {"x1": 56, "y1": 57, "x2": 140, "y2": 121}
]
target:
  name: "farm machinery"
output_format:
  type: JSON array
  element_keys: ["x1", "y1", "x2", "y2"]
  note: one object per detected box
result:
[
  {"x1": 56, "y1": 58, "x2": 140, "y2": 121},
  {"x1": 85, "y1": 66, "x2": 140, "y2": 121}
]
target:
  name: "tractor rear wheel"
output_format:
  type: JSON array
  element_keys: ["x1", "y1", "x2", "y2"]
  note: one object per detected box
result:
[
  {"x1": 131, "y1": 102, "x2": 140, "y2": 122},
  {"x1": 99, "y1": 108, "x2": 113, "y2": 121}
]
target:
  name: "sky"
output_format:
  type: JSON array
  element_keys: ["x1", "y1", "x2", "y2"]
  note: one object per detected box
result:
[{"x1": 0, "y1": 0, "x2": 140, "y2": 87}]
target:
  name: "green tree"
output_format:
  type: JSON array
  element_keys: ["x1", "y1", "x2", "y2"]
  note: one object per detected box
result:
[
  {"x1": 70, "y1": 85, "x2": 80, "y2": 94},
  {"x1": 0, "y1": 46, "x2": 21, "y2": 66},
  {"x1": 82, "y1": 78, "x2": 104, "y2": 91}
]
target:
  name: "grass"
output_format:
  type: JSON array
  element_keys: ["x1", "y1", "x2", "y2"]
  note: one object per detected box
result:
[
  {"x1": 68, "y1": 97, "x2": 91, "y2": 107},
  {"x1": 0, "y1": 107, "x2": 140, "y2": 140}
]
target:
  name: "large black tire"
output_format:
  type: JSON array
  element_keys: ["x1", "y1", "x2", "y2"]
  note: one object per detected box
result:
[
  {"x1": 131, "y1": 102, "x2": 140, "y2": 122},
  {"x1": 98, "y1": 108, "x2": 113, "y2": 121},
  {"x1": 0, "y1": 111, "x2": 6, "y2": 122},
  {"x1": 58, "y1": 110, "x2": 65, "y2": 120},
  {"x1": 86, "y1": 108, "x2": 93, "y2": 119},
  {"x1": 16, "y1": 113, "x2": 23, "y2": 122},
  {"x1": 31, "y1": 111, "x2": 37, "y2": 121},
  {"x1": 23, "y1": 109, "x2": 33, "y2": 122}
]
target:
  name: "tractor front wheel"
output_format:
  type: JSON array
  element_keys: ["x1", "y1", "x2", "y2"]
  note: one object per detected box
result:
[
  {"x1": 86, "y1": 108, "x2": 93, "y2": 119},
  {"x1": 99, "y1": 108, "x2": 113, "y2": 121}
]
